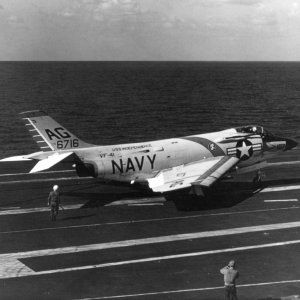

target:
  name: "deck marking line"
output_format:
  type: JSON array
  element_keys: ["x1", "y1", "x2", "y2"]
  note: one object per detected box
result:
[
  {"x1": 2, "y1": 239, "x2": 300, "y2": 279},
  {"x1": 269, "y1": 160, "x2": 300, "y2": 166},
  {"x1": 0, "y1": 204, "x2": 84, "y2": 215},
  {"x1": 264, "y1": 199, "x2": 298, "y2": 202},
  {"x1": 2, "y1": 222, "x2": 300, "y2": 278},
  {"x1": 4, "y1": 221, "x2": 300, "y2": 258},
  {"x1": 127, "y1": 203, "x2": 164, "y2": 206},
  {"x1": 0, "y1": 198, "x2": 165, "y2": 216},
  {"x1": 72, "y1": 279, "x2": 300, "y2": 299},
  {"x1": 106, "y1": 197, "x2": 165, "y2": 206},
  {"x1": 0, "y1": 206, "x2": 21, "y2": 210},
  {"x1": 1, "y1": 206, "x2": 300, "y2": 234},
  {"x1": 0, "y1": 177, "x2": 93, "y2": 185},
  {"x1": 261, "y1": 185, "x2": 300, "y2": 193},
  {"x1": 0, "y1": 170, "x2": 74, "y2": 177}
]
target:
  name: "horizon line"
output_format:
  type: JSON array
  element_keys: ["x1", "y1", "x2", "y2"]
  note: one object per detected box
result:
[{"x1": 1, "y1": 60, "x2": 300, "y2": 63}]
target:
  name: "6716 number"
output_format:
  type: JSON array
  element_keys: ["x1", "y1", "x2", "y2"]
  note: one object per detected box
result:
[{"x1": 57, "y1": 139, "x2": 79, "y2": 149}]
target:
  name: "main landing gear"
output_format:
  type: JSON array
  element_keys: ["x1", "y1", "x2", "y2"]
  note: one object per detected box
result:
[{"x1": 252, "y1": 170, "x2": 264, "y2": 190}]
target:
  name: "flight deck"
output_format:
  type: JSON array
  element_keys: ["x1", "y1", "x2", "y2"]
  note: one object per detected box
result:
[{"x1": 0, "y1": 151, "x2": 300, "y2": 300}]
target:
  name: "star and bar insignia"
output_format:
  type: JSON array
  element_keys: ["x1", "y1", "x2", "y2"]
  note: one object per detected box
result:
[{"x1": 227, "y1": 139, "x2": 262, "y2": 161}]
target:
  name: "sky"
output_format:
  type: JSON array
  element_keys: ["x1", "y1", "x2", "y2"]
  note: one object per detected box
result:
[{"x1": 0, "y1": 0, "x2": 300, "y2": 60}]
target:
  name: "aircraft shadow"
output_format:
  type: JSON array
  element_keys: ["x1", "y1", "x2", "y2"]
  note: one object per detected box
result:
[
  {"x1": 63, "y1": 190, "x2": 158, "y2": 208},
  {"x1": 61, "y1": 214, "x2": 96, "y2": 221},
  {"x1": 166, "y1": 189, "x2": 254, "y2": 211},
  {"x1": 257, "y1": 298, "x2": 281, "y2": 300},
  {"x1": 168, "y1": 177, "x2": 300, "y2": 211},
  {"x1": 62, "y1": 177, "x2": 300, "y2": 211},
  {"x1": 259, "y1": 177, "x2": 300, "y2": 187}
]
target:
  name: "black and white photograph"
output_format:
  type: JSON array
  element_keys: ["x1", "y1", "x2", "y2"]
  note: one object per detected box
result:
[{"x1": 0, "y1": 0, "x2": 300, "y2": 299}]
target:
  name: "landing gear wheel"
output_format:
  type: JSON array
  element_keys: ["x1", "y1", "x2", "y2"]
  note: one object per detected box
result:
[{"x1": 252, "y1": 171, "x2": 263, "y2": 189}]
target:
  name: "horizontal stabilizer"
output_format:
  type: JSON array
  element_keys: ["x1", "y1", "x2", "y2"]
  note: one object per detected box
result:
[
  {"x1": 0, "y1": 151, "x2": 55, "y2": 162},
  {"x1": 30, "y1": 152, "x2": 73, "y2": 173},
  {"x1": 0, "y1": 155, "x2": 32, "y2": 162}
]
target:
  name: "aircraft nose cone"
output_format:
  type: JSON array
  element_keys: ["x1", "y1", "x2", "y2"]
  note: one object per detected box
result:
[{"x1": 285, "y1": 138, "x2": 298, "y2": 150}]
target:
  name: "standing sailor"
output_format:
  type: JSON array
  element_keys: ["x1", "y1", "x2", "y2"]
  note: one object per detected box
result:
[
  {"x1": 48, "y1": 185, "x2": 60, "y2": 221},
  {"x1": 220, "y1": 260, "x2": 239, "y2": 300}
]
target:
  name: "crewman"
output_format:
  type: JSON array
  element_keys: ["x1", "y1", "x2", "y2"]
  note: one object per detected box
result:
[
  {"x1": 220, "y1": 260, "x2": 239, "y2": 300},
  {"x1": 47, "y1": 185, "x2": 60, "y2": 221}
]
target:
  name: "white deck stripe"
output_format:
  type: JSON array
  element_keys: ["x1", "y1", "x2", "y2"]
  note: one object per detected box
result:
[
  {"x1": 269, "y1": 160, "x2": 300, "y2": 166},
  {"x1": 128, "y1": 203, "x2": 164, "y2": 206},
  {"x1": 0, "y1": 204, "x2": 84, "y2": 215},
  {"x1": 261, "y1": 185, "x2": 300, "y2": 192},
  {"x1": 1, "y1": 206, "x2": 299, "y2": 233},
  {"x1": 264, "y1": 199, "x2": 298, "y2": 202},
  {"x1": 0, "y1": 197, "x2": 164, "y2": 216},
  {"x1": 106, "y1": 197, "x2": 165, "y2": 206},
  {"x1": 73, "y1": 279, "x2": 300, "y2": 299},
  {"x1": 3, "y1": 221, "x2": 300, "y2": 258},
  {"x1": 0, "y1": 206, "x2": 20, "y2": 210},
  {"x1": 1, "y1": 239, "x2": 300, "y2": 279},
  {"x1": 0, "y1": 176, "x2": 93, "y2": 185},
  {"x1": 0, "y1": 170, "x2": 74, "y2": 177}
]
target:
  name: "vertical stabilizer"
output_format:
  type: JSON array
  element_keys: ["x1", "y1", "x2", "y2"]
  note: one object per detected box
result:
[{"x1": 20, "y1": 110, "x2": 94, "y2": 151}]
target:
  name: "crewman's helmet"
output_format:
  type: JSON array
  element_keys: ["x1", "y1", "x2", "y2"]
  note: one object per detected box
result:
[{"x1": 53, "y1": 185, "x2": 59, "y2": 191}]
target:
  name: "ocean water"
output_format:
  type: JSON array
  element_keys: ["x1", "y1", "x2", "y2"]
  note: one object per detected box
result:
[{"x1": 0, "y1": 62, "x2": 299, "y2": 157}]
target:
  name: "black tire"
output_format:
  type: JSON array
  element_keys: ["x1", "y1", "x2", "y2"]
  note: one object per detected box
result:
[{"x1": 252, "y1": 175, "x2": 262, "y2": 189}]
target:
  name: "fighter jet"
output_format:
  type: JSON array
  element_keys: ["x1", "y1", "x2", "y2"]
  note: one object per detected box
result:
[{"x1": 1, "y1": 110, "x2": 297, "y2": 196}]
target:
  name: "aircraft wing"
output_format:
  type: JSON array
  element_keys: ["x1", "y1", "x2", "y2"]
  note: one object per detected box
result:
[{"x1": 148, "y1": 156, "x2": 239, "y2": 193}]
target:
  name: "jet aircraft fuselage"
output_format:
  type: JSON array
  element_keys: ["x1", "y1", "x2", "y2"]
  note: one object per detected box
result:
[
  {"x1": 68, "y1": 126, "x2": 295, "y2": 183},
  {"x1": 1, "y1": 111, "x2": 297, "y2": 195}
]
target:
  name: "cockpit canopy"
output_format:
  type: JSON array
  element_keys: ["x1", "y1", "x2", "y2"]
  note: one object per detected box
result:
[
  {"x1": 236, "y1": 125, "x2": 264, "y2": 134},
  {"x1": 236, "y1": 125, "x2": 275, "y2": 140}
]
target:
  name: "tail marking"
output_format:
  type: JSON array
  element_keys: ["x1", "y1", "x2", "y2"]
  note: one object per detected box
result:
[{"x1": 20, "y1": 110, "x2": 93, "y2": 151}]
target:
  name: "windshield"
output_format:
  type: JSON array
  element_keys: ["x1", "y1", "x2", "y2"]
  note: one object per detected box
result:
[{"x1": 262, "y1": 129, "x2": 275, "y2": 140}]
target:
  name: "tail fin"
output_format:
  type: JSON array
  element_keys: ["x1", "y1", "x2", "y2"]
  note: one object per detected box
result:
[{"x1": 20, "y1": 110, "x2": 94, "y2": 151}]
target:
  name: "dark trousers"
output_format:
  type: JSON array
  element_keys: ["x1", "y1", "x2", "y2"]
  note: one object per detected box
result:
[
  {"x1": 224, "y1": 285, "x2": 237, "y2": 300},
  {"x1": 50, "y1": 204, "x2": 59, "y2": 221}
]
